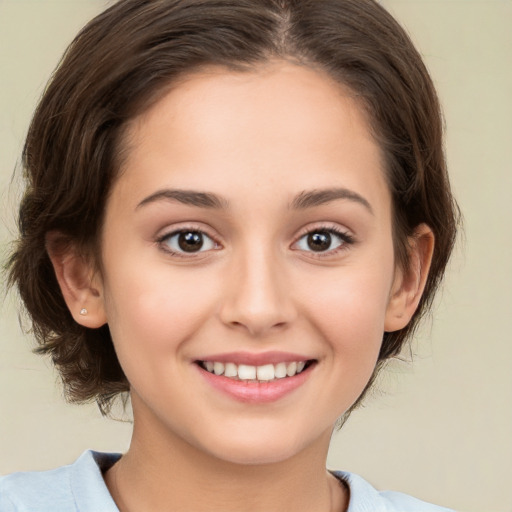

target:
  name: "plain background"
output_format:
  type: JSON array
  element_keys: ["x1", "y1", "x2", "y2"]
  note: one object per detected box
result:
[{"x1": 0, "y1": 1, "x2": 511, "y2": 511}]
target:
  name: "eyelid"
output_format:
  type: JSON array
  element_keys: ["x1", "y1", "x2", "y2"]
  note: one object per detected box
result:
[
  {"x1": 156, "y1": 223, "x2": 222, "y2": 258},
  {"x1": 154, "y1": 221, "x2": 354, "y2": 259},
  {"x1": 291, "y1": 223, "x2": 355, "y2": 256}
]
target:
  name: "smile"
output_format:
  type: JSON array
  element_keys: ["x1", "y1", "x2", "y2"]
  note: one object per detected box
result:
[
  {"x1": 194, "y1": 351, "x2": 317, "y2": 403},
  {"x1": 198, "y1": 360, "x2": 310, "y2": 381}
]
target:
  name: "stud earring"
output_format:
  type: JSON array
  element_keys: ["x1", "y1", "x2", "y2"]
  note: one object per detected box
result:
[{"x1": 80, "y1": 308, "x2": 88, "y2": 316}]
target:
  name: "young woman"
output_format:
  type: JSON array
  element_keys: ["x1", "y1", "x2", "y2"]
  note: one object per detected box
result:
[{"x1": 2, "y1": 0, "x2": 459, "y2": 510}]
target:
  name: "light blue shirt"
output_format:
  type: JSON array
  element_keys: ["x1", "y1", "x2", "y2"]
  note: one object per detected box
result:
[{"x1": 0, "y1": 450, "x2": 455, "y2": 511}]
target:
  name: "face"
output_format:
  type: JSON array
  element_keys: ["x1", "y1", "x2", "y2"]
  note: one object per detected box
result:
[{"x1": 95, "y1": 62, "x2": 406, "y2": 465}]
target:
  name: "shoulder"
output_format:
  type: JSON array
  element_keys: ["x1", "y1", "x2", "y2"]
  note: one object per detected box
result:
[
  {"x1": 0, "y1": 451, "x2": 120, "y2": 512},
  {"x1": 333, "y1": 470, "x2": 456, "y2": 512}
]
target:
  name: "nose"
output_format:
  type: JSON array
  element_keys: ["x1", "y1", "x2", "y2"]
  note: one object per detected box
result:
[{"x1": 218, "y1": 246, "x2": 297, "y2": 337}]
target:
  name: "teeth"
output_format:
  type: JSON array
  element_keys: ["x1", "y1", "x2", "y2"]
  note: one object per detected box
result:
[
  {"x1": 256, "y1": 364, "x2": 275, "y2": 381},
  {"x1": 286, "y1": 362, "x2": 297, "y2": 377},
  {"x1": 224, "y1": 362, "x2": 238, "y2": 377},
  {"x1": 201, "y1": 360, "x2": 309, "y2": 381},
  {"x1": 274, "y1": 362, "x2": 287, "y2": 379},
  {"x1": 238, "y1": 364, "x2": 256, "y2": 380},
  {"x1": 213, "y1": 362, "x2": 224, "y2": 375}
]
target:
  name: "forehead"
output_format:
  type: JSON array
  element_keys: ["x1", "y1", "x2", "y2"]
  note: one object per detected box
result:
[{"x1": 114, "y1": 61, "x2": 389, "y2": 216}]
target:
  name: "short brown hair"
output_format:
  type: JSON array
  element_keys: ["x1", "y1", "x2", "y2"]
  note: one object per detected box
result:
[{"x1": 7, "y1": 0, "x2": 459, "y2": 414}]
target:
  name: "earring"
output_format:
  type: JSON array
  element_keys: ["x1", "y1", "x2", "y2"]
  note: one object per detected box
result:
[{"x1": 80, "y1": 308, "x2": 88, "y2": 316}]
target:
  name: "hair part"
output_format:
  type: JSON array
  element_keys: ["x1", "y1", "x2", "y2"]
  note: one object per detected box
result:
[{"x1": 7, "y1": 0, "x2": 459, "y2": 415}]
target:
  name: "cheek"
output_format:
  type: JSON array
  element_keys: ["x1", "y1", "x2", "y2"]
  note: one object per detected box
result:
[
  {"x1": 299, "y1": 262, "x2": 394, "y2": 358},
  {"x1": 102, "y1": 261, "x2": 219, "y2": 362}
]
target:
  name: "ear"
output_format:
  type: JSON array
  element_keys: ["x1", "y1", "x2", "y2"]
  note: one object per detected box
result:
[
  {"x1": 384, "y1": 224, "x2": 435, "y2": 332},
  {"x1": 46, "y1": 231, "x2": 107, "y2": 328}
]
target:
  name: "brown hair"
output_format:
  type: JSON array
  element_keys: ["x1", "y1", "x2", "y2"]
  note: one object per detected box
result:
[{"x1": 7, "y1": 0, "x2": 459, "y2": 414}]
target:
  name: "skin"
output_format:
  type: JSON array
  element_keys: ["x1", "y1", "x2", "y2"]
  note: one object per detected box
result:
[{"x1": 49, "y1": 61, "x2": 433, "y2": 512}]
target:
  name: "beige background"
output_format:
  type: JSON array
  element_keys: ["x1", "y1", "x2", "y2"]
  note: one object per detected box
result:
[{"x1": 1, "y1": 1, "x2": 511, "y2": 511}]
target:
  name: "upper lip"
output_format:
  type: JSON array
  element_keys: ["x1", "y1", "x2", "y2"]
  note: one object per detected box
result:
[{"x1": 195, "y1": 351, "x2": 314, "y2": 366}]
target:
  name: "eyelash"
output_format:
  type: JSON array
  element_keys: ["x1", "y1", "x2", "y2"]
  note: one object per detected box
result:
[
  {"x1": 156, "y1": 225, "x2": 355, "y2": 259},
  {"x1": 156, "y1": 226, "x2": 220, "y2": 259},
  {"x1": 293, "y1": 225, "x2": 355, "y2": 257}
]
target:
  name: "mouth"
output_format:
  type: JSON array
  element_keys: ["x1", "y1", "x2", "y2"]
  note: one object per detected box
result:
[
  {"x1": 194, "y1": 352, "x2": 317, "y2": 403},
  {"x1": 196, "y1": 359, "x2": 315, "y2": 382}
]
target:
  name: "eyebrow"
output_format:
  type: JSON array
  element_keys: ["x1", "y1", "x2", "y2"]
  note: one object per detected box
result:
[
  {"x1": 137, "y1": 189, "x2": 229, "y2": 210},
  {"x1": 290, "y1": 188, "x2": 374, "y2": 215},
  {"x1": 136, "y1": 186, "x2": 373, "y2": 214}
]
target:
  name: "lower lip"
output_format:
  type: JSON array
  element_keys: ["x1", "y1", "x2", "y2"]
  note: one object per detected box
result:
[{"x1": 196, "y1": 364, "x2": 314, "y2": 404}]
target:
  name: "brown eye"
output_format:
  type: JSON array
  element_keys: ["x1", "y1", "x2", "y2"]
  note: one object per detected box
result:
[
  {"x1": 178, "y1": 231, "x2": 204, "y2": 252},
  {"x1": 306, "y1": 231, "x2": 332, "y2": 252},
  {"x1": 161, "y1": 230, "x2": 217, "y2": 254},
  {"x1": 295, "y1": 228, "x2": 353, "y2": 255}
]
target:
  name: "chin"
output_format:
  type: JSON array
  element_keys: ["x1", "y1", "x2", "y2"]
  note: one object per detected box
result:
[
  {"x1": 195, "y1": 421, "x2": 328, "y2": 467},
  {"x1": 210, "y1": 443, "x2": 302, "y2": 466}
]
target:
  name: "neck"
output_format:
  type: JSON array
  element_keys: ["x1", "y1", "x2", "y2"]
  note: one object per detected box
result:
[{"x1": 104, "y1": 402, "x2": 348, "y2": 512}]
